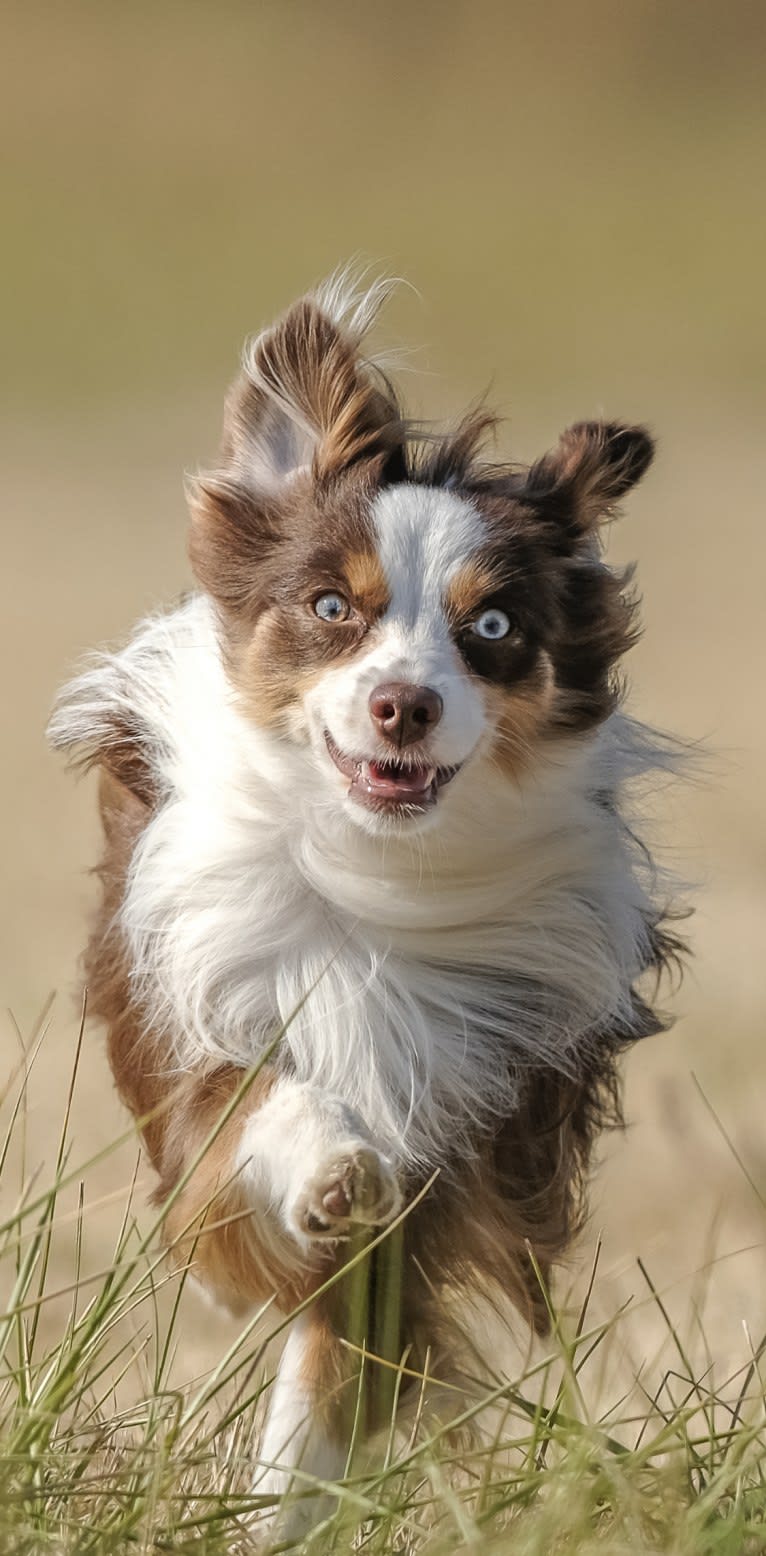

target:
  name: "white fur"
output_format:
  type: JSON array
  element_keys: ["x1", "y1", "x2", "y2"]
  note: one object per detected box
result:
[
  {"x1": 49, "y1": 589, "x2": 667, "y2": 1171},
  {"x1": 252, "y1": 1311, "x2": 346, "y2": 1538}
]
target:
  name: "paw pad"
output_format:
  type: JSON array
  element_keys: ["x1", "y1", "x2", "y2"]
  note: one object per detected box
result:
[{"x1": 290, "y1": 1145, "x2": 401, "y2": 1241}]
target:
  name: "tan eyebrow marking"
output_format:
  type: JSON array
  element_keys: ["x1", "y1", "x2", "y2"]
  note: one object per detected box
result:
[
  {"x1": 444, "y1": 557, "x2": 507, "y2": 624},
  {"x1": 344, "y1": 550, "x2": 390, "y2": 618}
]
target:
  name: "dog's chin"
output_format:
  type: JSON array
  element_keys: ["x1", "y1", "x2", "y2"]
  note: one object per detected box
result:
[{"x1": 323, "y1": 730, "x2": 462, "y2": 829}]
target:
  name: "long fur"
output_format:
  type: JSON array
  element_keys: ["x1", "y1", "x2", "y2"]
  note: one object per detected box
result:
[{"x1": 48, "y1": 270, "x2": 685, "y2": 1533}]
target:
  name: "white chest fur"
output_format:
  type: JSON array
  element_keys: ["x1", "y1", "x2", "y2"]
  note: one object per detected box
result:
[{"x1": 54, "y1": 597, "x2": 664, "y2": 1168}]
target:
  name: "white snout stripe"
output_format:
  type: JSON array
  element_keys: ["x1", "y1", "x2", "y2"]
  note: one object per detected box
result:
[{"x1": 304, "y1": 485, "x2": 489, "y2": 772}]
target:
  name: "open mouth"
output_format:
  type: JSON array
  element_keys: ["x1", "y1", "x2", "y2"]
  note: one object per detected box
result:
[{"x1": 324, "y1": 731, "x2": 461, "y2": 813}]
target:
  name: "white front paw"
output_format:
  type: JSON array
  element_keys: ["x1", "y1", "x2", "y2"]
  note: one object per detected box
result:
[{"x1": 288, "y1": 1144, "x2": 402, "y2": 1242}]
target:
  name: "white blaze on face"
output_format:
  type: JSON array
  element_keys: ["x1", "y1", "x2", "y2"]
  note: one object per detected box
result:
[{"x1": 304, "y1": 484, "x2": 490, "y2": 773}]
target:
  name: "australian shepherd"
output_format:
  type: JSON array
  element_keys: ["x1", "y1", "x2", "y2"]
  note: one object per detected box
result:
[{"x1": 49, "y1": 273, "x2": 682, "y2": 1535}]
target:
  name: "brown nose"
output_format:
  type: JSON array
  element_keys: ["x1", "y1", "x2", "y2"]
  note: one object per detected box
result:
[{"x1": 369, "y1": 682, "x2": 444, "y2": 748}]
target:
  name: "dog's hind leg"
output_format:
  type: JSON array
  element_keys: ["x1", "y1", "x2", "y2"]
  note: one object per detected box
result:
[{"x1": 242, "y1": 1082, "x2": 402, "y2": 1536}]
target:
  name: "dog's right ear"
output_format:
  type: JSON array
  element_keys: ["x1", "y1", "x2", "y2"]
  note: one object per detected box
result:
[
  {"x1": 234, "y1": 276, "x2": 404, "y2": 485},
  {"x1": 188, "y1": 275, "x2": 403, "y2": 606}
]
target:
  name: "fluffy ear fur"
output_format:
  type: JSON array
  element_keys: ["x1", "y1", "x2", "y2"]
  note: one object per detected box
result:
[
  {"x1": 201, "y1": 272, "x2": 405, "y2": 490},
  {"x1": 188, "y1": 273, "x2": 405, "y2": 603},
  {"x1": 521, "y1": 421, "x2": 655, "y2": 537},
  {"x1": 238, "y1": 276, "x2": 404, "y2": 484}
]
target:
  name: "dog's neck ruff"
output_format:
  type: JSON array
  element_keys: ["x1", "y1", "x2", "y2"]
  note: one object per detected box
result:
[{"x1": 55, "y1": 596, "x2": 667, "y2": 1168}]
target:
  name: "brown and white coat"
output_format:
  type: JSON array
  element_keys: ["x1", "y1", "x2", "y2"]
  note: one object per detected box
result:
[{"x1": 49, "y1": 274, "x2": 682, "y2": 1536}]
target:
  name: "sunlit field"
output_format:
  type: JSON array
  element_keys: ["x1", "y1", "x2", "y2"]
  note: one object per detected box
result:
[
  {"x1": 2, "y1": 1012, "x2": 766, "y2": 1554},
  {"x1": 2, "y1": 2, "x2": 765, "y2": 1549}
]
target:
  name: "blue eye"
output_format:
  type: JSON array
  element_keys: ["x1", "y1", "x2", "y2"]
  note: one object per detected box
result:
[
  {"x1": 314, "y1": 592, "x2": 350, "y2": 623},
  {"x1": 472, "y1": 608, "x2": 512, "y2": 640}
]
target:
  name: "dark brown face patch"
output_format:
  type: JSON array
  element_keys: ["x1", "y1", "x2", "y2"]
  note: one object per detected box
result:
[
  {"x1": 441, "y1": 486, "x2": 641, "y2": 737},
  {"x1": 215, "y1": 467, "x2": 392, "y2": 728},
  {"x1": 443, "y1": 519, "x2": 558, "y2": 705},
  {"x1": 443, "y1": 548, "x2": 559, "y2": 778}
]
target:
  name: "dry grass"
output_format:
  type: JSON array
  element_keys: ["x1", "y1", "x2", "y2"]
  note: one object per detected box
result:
[{"x1": 2, "y1": 1005, "x2": 766, "y2": 1555}]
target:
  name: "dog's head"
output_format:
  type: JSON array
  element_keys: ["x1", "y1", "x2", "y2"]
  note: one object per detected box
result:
[{"x1": 189, "y1": 276, "x2": 654, "y2": 833}]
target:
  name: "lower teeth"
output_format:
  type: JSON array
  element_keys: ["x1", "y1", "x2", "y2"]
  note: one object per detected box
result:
[{"x1": 360, "y1": 765, "x2": 434, "y2": 789}]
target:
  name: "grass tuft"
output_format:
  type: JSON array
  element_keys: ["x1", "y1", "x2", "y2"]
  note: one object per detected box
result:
[{"x1": 2, "y1": 1010, "x2": 765, "y2": 1554}]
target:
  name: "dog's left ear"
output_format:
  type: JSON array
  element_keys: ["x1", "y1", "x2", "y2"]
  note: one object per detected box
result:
[{"x1": 521, "y1": 421, "x2": 655, "y2": 537}]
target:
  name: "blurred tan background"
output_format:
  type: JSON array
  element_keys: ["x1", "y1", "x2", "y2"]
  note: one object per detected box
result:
[{"x1": 2, "y1": 2, "x2": 765, "y2": 1389}]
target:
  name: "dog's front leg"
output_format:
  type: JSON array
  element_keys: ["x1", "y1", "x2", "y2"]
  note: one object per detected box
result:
[
  {"x1": 243, "y1": 1080, "x2": 401, "y2": 1537},
  {"x1": 239, "y1": 1078, "x2": 401, "y2": 1249}
]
